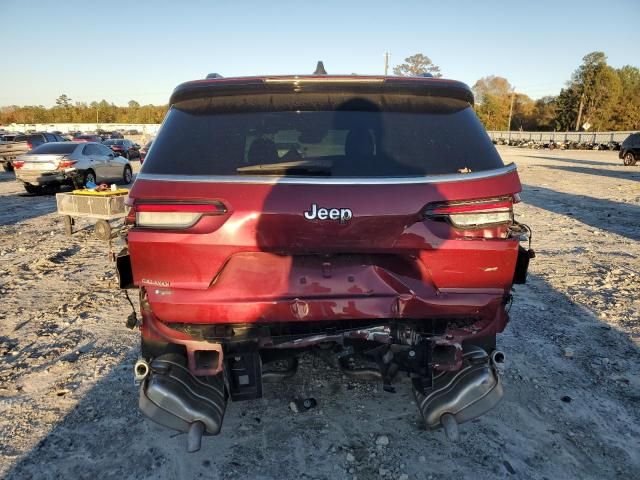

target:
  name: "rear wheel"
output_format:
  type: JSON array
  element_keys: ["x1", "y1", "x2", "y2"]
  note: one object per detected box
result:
[
  {"x1": 63, "y1": 216, "x2": 74, "y2": 236},
  {"x1": 122, "y1": 165, "x2": 133, "y2": 184},
  {"x1": 95, "y1": 220, "x2": 112, "y2": 241},
  {"x1": 23, "y1": 184, "x2": 42, "y2": 195},
  {"x1": 623, "y1": 152, "x2": 637, "y2": 166},
  {"x1": 84, "y1": 169, "x2": 96, "y2": 185}
]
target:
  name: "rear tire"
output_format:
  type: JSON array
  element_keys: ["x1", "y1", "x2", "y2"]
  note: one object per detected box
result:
[
  {"x1": 23, "y1": 184, "x2": 40, "y2": 195},
  {"x1": 623, "y1": 152, "x2": 637, "y2": 166},
  {"x1": 83, "y1": 169, "x2": 97, "y2": 185},
  {"x1": 63, "y1": 216, "x2": 74, "y2": 236},
  {"x1": 122, "y1": 165, "x2": 133, "y2": 184},
  {"x1": 95, "y1": 220, "x2": 112, "y2": 241}
]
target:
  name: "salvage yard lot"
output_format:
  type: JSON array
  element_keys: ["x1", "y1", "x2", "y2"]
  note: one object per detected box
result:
[{"x1": 0, "y1": 148, "x2": 639, "y2": 480}]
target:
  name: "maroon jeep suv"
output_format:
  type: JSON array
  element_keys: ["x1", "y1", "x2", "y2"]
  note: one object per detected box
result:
[{"x1": 119, "y1": 71, "x2": 532, "y2": 451}]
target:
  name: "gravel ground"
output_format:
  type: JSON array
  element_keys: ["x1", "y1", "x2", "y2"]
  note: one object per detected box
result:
[{"x1": 0, "y1": 148, "x2": 639, "y2": 480}]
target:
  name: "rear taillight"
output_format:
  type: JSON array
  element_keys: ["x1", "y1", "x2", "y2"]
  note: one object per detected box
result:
[
  {"x1": 425, "y1": 197, "x2": 514, "y2": 228},
  {"x1": 128, "y1": 201, "x2": 227, "y2": 229},
  {"x1": 57, "y1": 159, "x2": 77, "y2": 169},
  {"x1": 26, "y1": 142, "x2": 32, "y2": 150},
  {"x1": 12, "y1": 160, "x2": 25, "y2": 169}
]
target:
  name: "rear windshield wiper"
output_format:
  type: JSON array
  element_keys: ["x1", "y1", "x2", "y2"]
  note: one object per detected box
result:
[{"x1": 236, "y1": 159, "x2": 332, "y2": 176}]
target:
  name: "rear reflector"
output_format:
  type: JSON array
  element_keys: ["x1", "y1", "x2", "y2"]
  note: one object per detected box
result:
[
  {"x1": 425, "y1": 197, "x2": 513, "y2": 228},
  {"x1": 130, "y1": 201, "x2": 227, "y2": 229}
]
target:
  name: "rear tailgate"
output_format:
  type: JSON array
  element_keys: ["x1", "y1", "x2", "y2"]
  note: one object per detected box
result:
[
  {"x1": 127, "y1": 78, "x2": 522, "y2": 323},
  {"x1": 129, "y1": 169, "x2": 520, "y2": 278}
]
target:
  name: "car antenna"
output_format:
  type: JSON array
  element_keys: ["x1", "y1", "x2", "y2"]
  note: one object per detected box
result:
[{"x1": 314, "y1": 61, "x2": 327, "y2": 75}]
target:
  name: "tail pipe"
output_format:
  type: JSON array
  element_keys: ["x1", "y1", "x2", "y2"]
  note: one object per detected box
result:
[
  {"x1": 134, "y1": 359, "x2": 150, "y2": 384},
  {"x1": 413, "y1": 346, "x2": 504, "y2": 440}
]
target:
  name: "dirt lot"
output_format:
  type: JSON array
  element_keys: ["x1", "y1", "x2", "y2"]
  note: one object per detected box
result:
[{"x1": 0, "y1": 148, "x2": 639, "y2": 480}]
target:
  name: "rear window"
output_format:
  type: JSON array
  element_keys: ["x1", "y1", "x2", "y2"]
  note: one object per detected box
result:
[
  {"x1": 15, "y1": 134, "x2": 45, "y2": 144},
  {"x1": 143, "y1": 94, "x2": 503, "y2": 177},
  {"x1": 30, "y1": 143, "x2": 78, "y2": 154}
]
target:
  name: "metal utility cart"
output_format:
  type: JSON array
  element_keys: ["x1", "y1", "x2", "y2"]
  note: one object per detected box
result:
[{"x1": 56, "y1": 189, "x2": 129, "y2": 241}]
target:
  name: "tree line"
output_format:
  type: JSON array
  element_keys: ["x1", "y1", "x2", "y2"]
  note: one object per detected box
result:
[
  {"x1": 471, "y1": 52, "x2": 640, "y2": 131},
  {"x1": 0, "y1": 99, "x2": 167, "y2": 125},
  {"x1": 1, "y1": 51, "x2": 638, "y2": 132}
]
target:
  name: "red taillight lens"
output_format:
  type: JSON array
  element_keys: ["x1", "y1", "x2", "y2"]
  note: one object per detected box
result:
[
  {"x1": 129, "y1": 201, "x2": 227, "y2": 229},
  {"x1": 57, "y1": 159, "x2": 77, "y2": 169},
  {"x1": 12, "y1": 160, "x2": 25, "y2": 169},
  {"x1": 425, "y1": 196, "x2": 514, "y2": 228},
  {"x1": 26, "y1": 142, "x2": 32, "y2": 150}
]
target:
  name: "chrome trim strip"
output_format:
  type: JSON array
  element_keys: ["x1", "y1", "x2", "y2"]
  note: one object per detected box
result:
[{"x1": 135, "y1": 163, "x2": 517, "y2": 185}]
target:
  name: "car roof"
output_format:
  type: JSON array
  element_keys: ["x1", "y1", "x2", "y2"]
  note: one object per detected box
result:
[
  {"x1": 36, "y1": 141, "x2": 81, "y2": 146},
  {"x1": 170, "y1": 75, "x2": 474, "y2": 106}
]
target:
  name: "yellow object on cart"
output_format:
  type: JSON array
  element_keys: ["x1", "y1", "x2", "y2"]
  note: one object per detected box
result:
[{"x1": 71, "y1": 188, "x2": 129, "y2": 196}]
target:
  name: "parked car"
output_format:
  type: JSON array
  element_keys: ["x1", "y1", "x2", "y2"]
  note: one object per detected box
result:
[
  {"x1": 1, "y1": 133, "x2": 20, "y2": 142},
  {"x1": 0, "y1": 132, "x2": 67, "y2": 171},
  {"x1": 120, "y1": 72, "x2": 532, "y2": 451},
  {"x1": 619, "y1": 132, "x2": 640, "y2": 166},
  {"x1": 103, "y1": 139, "x2": 141, "y2": 159},
  {"x1": 139, "y1": 140, "x2": 152, "y2": 164},
  {"x1": 13, "y1": 141, "x2": 132, "y2": 194},
  {"x1": 73, "y1": 134, "x2": 103, "y2": 143},
  {"x1": 96, "y1": 130, "x2": 122, "y2": 140}
]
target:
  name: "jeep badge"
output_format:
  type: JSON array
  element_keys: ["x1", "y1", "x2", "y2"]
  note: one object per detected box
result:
[{"x1": 303, "y1": 203, "x2": 353, "y2": 224}]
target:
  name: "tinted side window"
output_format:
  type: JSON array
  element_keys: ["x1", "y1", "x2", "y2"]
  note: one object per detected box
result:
[
  {"x1": 16, "y1": 134, "x2": 45, "y2": 145},
  {"x1": 84, "y1": 144, "x2": 99, "y2": 155},
  {"x1": 98, "y1": 145, "x2": 114, "y2": 156},
  {"x1": 44, "y1": 133, "x2": 57, "y2": 142}
]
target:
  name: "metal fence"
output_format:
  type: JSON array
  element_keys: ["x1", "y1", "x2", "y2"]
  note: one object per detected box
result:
[{"x1": 486, "y1": 131, "x2": 635, "y2": 143}]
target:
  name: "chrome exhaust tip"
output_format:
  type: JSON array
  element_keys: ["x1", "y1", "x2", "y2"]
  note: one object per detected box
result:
[
  {"x1": 134, "y1": 359, "x2": 150, "y2": 384},
  {"x1": 491, "y1": 350, "x2": 505, "y2": 365}
]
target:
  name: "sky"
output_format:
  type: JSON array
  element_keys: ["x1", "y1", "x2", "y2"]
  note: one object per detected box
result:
[{"x1": 1, "y1": 0, "x2": 639, "y2": 107}]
